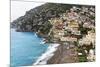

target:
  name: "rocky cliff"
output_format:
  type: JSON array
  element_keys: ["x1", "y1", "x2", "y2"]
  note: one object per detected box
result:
[
  {"x1": 11, "y1": 3, "x2": 72, "y2": 33},
  {"x1": 11, "y1": 3, "x2": 93, "y2": 35}
]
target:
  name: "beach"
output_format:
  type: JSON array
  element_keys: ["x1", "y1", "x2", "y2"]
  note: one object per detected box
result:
[{"x1": 33, "y1": 43, "x2": 60, "y2": 65}]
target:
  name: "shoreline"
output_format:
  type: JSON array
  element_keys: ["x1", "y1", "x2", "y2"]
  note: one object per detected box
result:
[{"x1": 33, "y1": 43, "x2": 60, "y2": 65}]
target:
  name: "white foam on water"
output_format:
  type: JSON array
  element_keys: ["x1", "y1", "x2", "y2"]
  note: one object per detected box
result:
[
  {"x1": 34, "y1": 33, "x2": 38, "y2": 37},
  {"x1": 40, "y1": 40, "x2": 45, "y2": 44},
  {"x1": 33, "y1": 43, "x2": 60, "y2": 65}
]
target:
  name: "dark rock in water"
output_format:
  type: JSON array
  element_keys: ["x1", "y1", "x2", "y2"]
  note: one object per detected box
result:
[{"x1": 36, "y1": 32, "x2": 49, "y2": 38}]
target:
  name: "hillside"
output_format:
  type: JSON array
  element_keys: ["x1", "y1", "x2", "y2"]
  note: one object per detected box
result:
[{"x1": 11, "y1": 3, "x2": 93, "y2": 35}]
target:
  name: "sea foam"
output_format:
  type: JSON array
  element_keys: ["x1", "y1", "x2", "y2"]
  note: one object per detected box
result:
[{"x1": 33, "y1": 43, "x2": 60, "y2": 65}]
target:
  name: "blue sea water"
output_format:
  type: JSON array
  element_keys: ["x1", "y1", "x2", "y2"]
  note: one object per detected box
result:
[{"x1": 11, "y1": 29, "x2": 48, "y2": 67}]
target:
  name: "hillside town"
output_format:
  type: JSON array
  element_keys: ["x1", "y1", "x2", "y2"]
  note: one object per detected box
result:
[
  {"x1": 47, "y1": 6, "x2": 95, "y2": 62},
  {"x1": 11, "y1": 3, "x2": 95, "y2": 64}
]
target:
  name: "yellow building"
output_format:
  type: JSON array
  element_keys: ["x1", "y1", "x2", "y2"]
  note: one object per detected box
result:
[
  {"x1": 53, "y1": 29, "x2": 64, "y2": 38},
  {"x1": 67, "y1": 20, "x2": 80, "y2": 35},
  {"x1": 68, "y1": 20, "x2": 79, "y2": 28}
]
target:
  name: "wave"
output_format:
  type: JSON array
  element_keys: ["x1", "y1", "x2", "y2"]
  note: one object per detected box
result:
[{"x1": 33, "y1": 43, "x2": 60, "y2": 65}]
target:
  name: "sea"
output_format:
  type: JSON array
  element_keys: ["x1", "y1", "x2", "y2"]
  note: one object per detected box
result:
[{"x1": 10, "y1": 29, "x2": 49, "y2": 66}]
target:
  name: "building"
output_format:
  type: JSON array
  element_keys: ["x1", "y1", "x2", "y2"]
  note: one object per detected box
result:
[
  {"x1": 78, "y1": 30, "x2": 95, "y2": 46},
  {"x1": 55, "y1": 23, "x2": 64, "y2": 30},
  {"x1": 83, "y1": 22, "x2": 94, "y2": 29},
  {"x1": 68, "y1": 20, "x2": 79, "y2": 29},
  {"x1": 60, "y1": 36, "x2": 77, "y2": 42},
  {"x1": 53, "y1": 29, "x2": 64, "y2": 38},
  {"x1": 67, "y1": 20, "x2": 80, "y2": 35}
]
